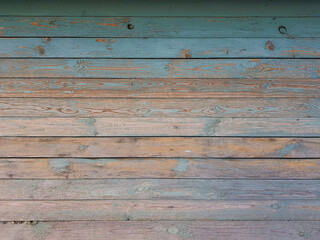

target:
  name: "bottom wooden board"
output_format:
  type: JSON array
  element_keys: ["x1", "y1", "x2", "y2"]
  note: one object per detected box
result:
[{"x1": 1, "y1": 221, "x2": 319, "y2": 240}]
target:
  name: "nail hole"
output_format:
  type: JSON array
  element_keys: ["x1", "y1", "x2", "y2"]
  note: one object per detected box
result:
[
  {"x1": 278, "y1": 26, "x2": 287, "y2": 34},
  {"x1": 127, "y1": 24, "x2": 134, "y2": 30}
]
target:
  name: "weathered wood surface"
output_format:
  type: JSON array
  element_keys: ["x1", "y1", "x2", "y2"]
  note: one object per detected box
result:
[
  {"x1": 1, "y1": 158, "x2": 320, "y2": 179},
  {"x1": 1, "y1": 179, "x2": 319, "y2": 200},
  {"x1": 1, "y1": 0, "x2": 319, "y2": 17},
  {"x1": 0, "y1": 137, "x2": 319, "y2": 158},
  {"x1": 0, "y1": 17, "x2": 319, "y2": 38},
  {"x1": 0, "y1": 117, "x2": 319, "y2": 137},
  {"x1": 1, "y1": 59, "x2": 320, "y2": 78},
  {"x1": 1, "y1": 221, "x2": 319, "y2": 240},
  {"x1": 1, "y1": 98, "x2": 319, "y2": 118},
  {"x1": 1, "y1": 200, "x2": 320, "y2": 221},
  {"x1": 1, "y1": 118, "x2": 319, "y2": 137},
  {"x1": 1, "y1": 78, "x2": 320, "y2": 98},
  {"x1": 1, "y1": 38, "x2": 320, "y2": 58}
]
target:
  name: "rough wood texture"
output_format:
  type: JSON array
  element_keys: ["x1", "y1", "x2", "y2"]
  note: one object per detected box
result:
[
  {"x1": 1, "y1": 78, "x2": 319, "y2": 98},
  {"x1": 1, "y1": 59, "x2": 319, "y2": 78},
  {"x1": 1, "y1": 179, "x2": 319, "y2": 200},
  {"x1": 1, "y1": 117, "x2": 319, "y2": 137},
  {"x1": 0, "y1": 17, "x2": 319, "y2": 37},
  {"x1": 0, "y1": 0, "x2": 319, "y2": 16},
  {"x1": 0, "y1": 137, "x2": 319, "y2": 158},
  {"x1": 1, "y1": 38, "x2": 320, "y2": 58},
  {"x1": 1, "y1": 98, "x2": 319, "y2": 118},
  {"x1": 1, "y1": 221, "x2": 319, "y2": 240},
  {"x1": 1, "y1": 158, "x2": 320, "y2": 179},
  {"x1": 1, "y1": 200, "x2": 320, "y2": 221}
]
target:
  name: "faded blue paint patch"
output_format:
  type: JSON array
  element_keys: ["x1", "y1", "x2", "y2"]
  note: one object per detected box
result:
[
  {"x1": 277, "y1": 143, "x2": 300, "y2": 157},
  {"x1": 202, "y1": 118, "x2": 221, "y2": 136},
  {"x1": 73, "y1": 158, "x2": 117, "y2": 164},
  {"x1": 79, "y1": 145, "x2": 89, "y2": 151},
  {"x1": 173, "y1": 159, "x2": 189, "y2": 173},
  {"x1": 48, "y1": 158, "x2": 71, "y2": 173}
]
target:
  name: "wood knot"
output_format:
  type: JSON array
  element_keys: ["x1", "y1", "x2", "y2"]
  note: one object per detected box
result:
[
  {"x1": 278, "y1": 26, "x2": 287, "y2": 34},
  {"x1": 35, "y1": 46, "x2": 45, "y2": 55},
  {"x1": 265, "y1": 41, "x2": 275, "y2": 51}
]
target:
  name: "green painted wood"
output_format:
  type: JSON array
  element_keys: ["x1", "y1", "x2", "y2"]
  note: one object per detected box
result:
[
  {"x1": 0, "y1": 137, "x2": 319, "y2": 158},
  {"x1": 1, "y1": 179, "x2": 319, "y2": 200},
  {"x1": 0, "y1": 17, "x2": 319, "y2": 37},
  {"x1": 0, "y1": 0, "x2": 319, "y2": 16},
  {"x1": 1, "y1": 221, "x2": 319, "y2": 240},
  {"x1": 1, "y1": 98, "x2": 319, "y2": 118},
  {"x1": 1, "y1": 59, "x2": 319, "y2": 78},
  {"x1": 1, "y1": 118, "x2": 319, "y2": 137},
  {"x1": 1, "y1": 38, "x2": 320, "y2": 58},
  {"x1": 2, "y1": 200, "x2": 320, "y2": 221},
  {"x1": 1, "y1": 158, "x2": 320, "y2": 179}
]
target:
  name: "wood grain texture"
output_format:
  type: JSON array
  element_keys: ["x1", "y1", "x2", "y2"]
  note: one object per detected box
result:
[
  {"x1": 1, "y1": 158, "x2": 320, "y2": 179},
  {"x1": 1, "y1": 98, "x2": 319, "y2": 118},
  {"x1": 1, "y1": 179, "x2": 319, "y2": 200},
  {"x1": 1, "y1": 221, "x2": 319, "y2": 240},
  {"x1": 0, "y1": 0, "x2": 319, "y2": 16},
  {"x1": 1, "y1": 78, "x2": 320, "y2": 98},
  {"x1": 0, "y1": 137, "x2": 319, "y2": 158},
  {"x1": 0, "y1": 17, "x2": 319, "y2": 37},
  {"x1": 1, "y1": 59, "x2": 319, "y2": 78},
  {"x1": 1, "y1": 200, "x2": 320, "y2": 221},
  {"x1": 1, "y1": 38, "x2": 320, "y2": 58},
  {"x1": 1, "y1": 117, "x2": 319, "y2": 137}
]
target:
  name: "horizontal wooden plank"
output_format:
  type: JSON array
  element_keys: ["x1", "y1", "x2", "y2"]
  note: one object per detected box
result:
[
  {"x1": 1, "y1": 98, "x2": 319, "y2": 118},
  {"x1": 1, "y1": 59, "x2": 320, "y2": 78},
  {"x1": 1, "y1": 38, "x2": 320, "y2": 58},
  {"x1": 1, "y1": 158, "x2": 320, "y2": 179},
  {"x1": 1, "y1": 200, "x2": 320, "y2": 221},
  {"x1": 2, "y1": 221, "x2": 319, "y2": 240},
  {"x1": 1, "y1": 78, "x2": 320, "y2": 98},
  {"x1": 0, "y1": 0, "x2": 319, "y2": 17},
  {"x1": 0, "y1": 137, "x2": 319, "y2": 158},
  {"x1": 1, "y1": 118, "x2": 319, "y2": 137},
  {"x1": 0, "y1": 17, "x2": 319, "y2": 37},
  {"x1": 1, "y1": 179, "x2": 319, "y2": 200}
]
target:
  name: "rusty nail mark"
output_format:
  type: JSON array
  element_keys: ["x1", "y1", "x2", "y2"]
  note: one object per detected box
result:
[
  {"x1": 127, "y1": 24, "x2": 134, "y2": 30},
  {"x1": 35, "y1": 46, "x2": 45, "y2": 55},
  {"x1": 265, "y1": 41, "x2": 275, "y2": 51},
  {"x1": 181, "y1": 49, "x2": 192, "y2": 58},
  {"x1": 278, "y1": 26, "x2": 287, "y2": 34}
]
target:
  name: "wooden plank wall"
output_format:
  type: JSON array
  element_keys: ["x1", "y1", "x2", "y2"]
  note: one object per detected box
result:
[{"x1": 0, "y1": 0, "x2": 320, "y2": 239}]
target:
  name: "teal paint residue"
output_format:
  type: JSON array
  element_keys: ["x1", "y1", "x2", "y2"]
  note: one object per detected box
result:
[
  {"x1": 79, "y1": 145, "x2": 89, "y2": 151},
  {"x1": 172, "y1": 159, "x2": 189, "y2": 173},
  {"x1": 74, "y1": 158, "x2": 117, "y2": 164},
  {"x1": 48, "y1": 158, "x2": 71, "y2": 173},
  {"x1": 203, "y1": 118, "x2": 221, "y2": 136},
  {"x1": 277, "y1": 143, "x2": 300, "y2": 157}
]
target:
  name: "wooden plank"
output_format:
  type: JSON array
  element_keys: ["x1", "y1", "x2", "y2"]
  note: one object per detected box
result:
[
  {"x1": 1, "y1": 118, "x2": 319, "y2": 137},
  {"x1": 0, "y1": 137, "x2": 319, "y2": 158},
  {"x1": 0, "y1": 0, "x2": 319, "y2": 17},
  {"x1": 1, "y1": 179, "x2": 319, "y2": 200},
  {"x1": 1, "y1": 221, "x2": 319, "y2": 240},
  {"x1": 1, "y1": 38, "x2": 320, "y2": 58},
  {"x1": 1, "y1": 59, "x2": 320, "y2": 78},
  {"x1": 1, "y1": 158, "x2": 320, "y2": 179},
  {"x1": 0, "y1": 17, "x2": 319, "y2": 38},
  {"x1": 1, "y1": 78, "x2": 320, "y2": 98},
  {"x1": 1, "y1": 200, "x2": 320, "y2": 221},
  {"x1": 1, "y1": 98, "x2": 319, "y2": 118}
]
